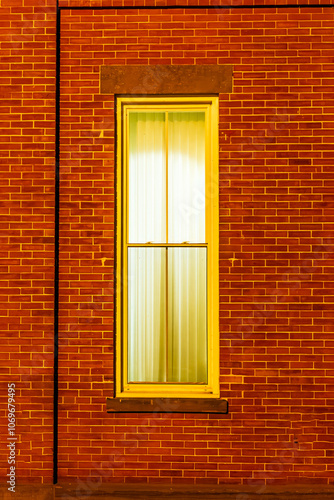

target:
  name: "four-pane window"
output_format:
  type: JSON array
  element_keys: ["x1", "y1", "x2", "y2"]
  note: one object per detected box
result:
[{"x1": 116, "y1": 97, "x2": 219, "y2": 398}]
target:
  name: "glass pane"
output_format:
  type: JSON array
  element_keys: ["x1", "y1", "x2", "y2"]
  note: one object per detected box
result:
[
  {"x1": 128, "y1": 248, "x2": 166, "y2": 382},
  {"x1": 128, "y1": 112, "x2": 166, "y2": 243},
  {"x1": 167, "y1": 247, "x2": 207, "y2": 383},
  {"x1": 168, "y1": 112, "x2": 206, "y2": 243}
]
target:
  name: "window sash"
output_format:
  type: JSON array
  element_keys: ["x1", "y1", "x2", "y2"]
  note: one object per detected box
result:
[
  {"x1": 127, "y1": 110, "x2": 206, "y2": 244},
  {"x1": 127, "y1": 246, "x2": 207, "y2": 384}
]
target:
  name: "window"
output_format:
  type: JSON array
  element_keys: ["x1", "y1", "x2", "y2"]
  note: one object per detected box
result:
[{"x1": 116, "y1": 96, "x2": 219, "y2": 398}]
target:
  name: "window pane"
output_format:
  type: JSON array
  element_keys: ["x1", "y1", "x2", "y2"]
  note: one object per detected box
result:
[
  {"x1": 128, "y1": 112, "x2": 166, "y2": 243},
  {"x1": 128, "y1": 248, "x2": 166, "y2": 382},
  {"x1": 167, "y1": 247, "x2": 207, "y2": 383},
  {"x1": 168, "y1": 112, "x2": 206, "y2": 243}
]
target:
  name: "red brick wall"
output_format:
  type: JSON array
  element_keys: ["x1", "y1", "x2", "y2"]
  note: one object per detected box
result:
[
  {"x1": 58, "y1": 4, "x2": 334, "y2": 487},
  {"x1": 1, "y1": 0, "x2": 334, "y2": 489},
  {"x1": 0, "y1": 0, "x2": 56, "y2": 484}
]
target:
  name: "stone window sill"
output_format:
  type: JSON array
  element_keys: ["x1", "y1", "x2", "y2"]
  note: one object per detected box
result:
[{"x1": 106, "y1": 397, "x2": 228, "y2": 414}]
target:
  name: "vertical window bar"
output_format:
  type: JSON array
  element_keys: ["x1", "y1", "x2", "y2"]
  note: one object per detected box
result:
[
  {"x1": 165, "y1": 112, "x2": 169, "y2": 381},
  {"x1": 165, "y1": 246, "x2": 169, "y2": 382}
]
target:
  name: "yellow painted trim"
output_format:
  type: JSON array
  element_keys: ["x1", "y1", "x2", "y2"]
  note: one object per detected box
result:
[
  {"x1": 116, "y1": 96, "x2": 219, "y2": 399},
  {"x1": 115, "y1": 99, "x2": 123, "y2": 397}
]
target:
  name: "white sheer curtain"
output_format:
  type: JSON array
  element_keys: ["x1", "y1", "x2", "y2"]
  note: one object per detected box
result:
[
  {"x1": 128, "y1": 248, "x2": 166, "y2": 382},
  {"x1": 128, "y1": 112, "x2": 166, "y2": 243},
  {"x1": 127, "y1": 110, "x2": 207, "y2": 384},
  {"x1": 168, "y1": 112, "x2": 206, "y2": 243},
  {"x1": 167, "y1": 247, "x2": 207, "y2": 383}
]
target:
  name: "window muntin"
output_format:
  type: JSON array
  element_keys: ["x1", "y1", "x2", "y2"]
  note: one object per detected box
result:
[{"x1": 116, "y1": 97, "x2": 219, "y2": 398}]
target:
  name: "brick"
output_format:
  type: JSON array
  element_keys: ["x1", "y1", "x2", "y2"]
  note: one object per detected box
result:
[{"x1": 2, "y1": 1, "x2": 334, "y2": 488}]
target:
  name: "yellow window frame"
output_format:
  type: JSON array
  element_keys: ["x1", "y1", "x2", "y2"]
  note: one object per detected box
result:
[{"x1": 116, "y1": 96, "x2": 219, "y2": 398}]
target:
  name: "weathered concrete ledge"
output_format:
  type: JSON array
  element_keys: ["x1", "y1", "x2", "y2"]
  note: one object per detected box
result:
[{"x1": 100, "y1": 64, "x2": 233, "y2": 95}]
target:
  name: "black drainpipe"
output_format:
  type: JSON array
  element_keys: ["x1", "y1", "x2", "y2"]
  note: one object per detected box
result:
[{"x1": 53, "y1": 0, "x2": 60, "y2": 485}]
